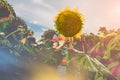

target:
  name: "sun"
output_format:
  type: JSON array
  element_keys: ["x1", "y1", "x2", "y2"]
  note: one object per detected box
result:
[{"x1": 54, "y1": 7, "x2": 84, "y2": 41}]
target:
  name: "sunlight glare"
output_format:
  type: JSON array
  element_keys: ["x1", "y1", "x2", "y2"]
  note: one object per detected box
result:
[{"x1": 117, "y1": 7, "x2": 120, "y2": 14}]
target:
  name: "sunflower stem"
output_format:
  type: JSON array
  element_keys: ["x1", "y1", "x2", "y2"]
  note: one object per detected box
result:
[{"x1": 5, "y1": 29, "x2": 20, "y2": 39}]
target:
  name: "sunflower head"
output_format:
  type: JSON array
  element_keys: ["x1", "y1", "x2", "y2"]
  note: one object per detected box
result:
[
  {"x1": 0, "y1": 0, "x2": 15, "y2": 22},
  {"x1": 54, "y1": 7, "x2": 84, "y2": 41}
]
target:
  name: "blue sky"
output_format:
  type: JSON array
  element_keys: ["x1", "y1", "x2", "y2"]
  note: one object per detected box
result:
[{"x1": 8, "y1": 0, "x2": 120, "y2": 34}]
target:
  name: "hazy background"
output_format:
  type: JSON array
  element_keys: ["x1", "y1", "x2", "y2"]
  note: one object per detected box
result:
[{"x1": 8, "y1": 0, "x2": 120, "y2": 38}]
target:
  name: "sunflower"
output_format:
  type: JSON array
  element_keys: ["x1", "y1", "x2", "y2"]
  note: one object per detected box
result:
[
  {"x1": 0, "y1": 0, "x2": 15, "y2": 22},
  {"x1": 54, "y1": 7, "x2": 84, "y2": 41}
]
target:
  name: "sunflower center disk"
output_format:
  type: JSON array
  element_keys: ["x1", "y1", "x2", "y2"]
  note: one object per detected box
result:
[
  {"x1": 55, "y1": 9, "x2": 84, "y2": 38},
  {"x1": 0, "y1": 6, "x2": 10, "y2": 19}
]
